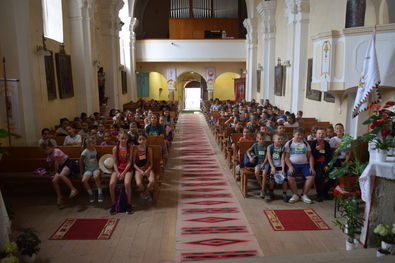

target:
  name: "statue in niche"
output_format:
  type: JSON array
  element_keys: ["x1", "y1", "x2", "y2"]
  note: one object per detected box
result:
[
  {"x1": 345, "y1": 0, "x2": 366, "y2": 28},
  {"x1": 98, "y1": 67, "x2": 106, "y2": 104}
]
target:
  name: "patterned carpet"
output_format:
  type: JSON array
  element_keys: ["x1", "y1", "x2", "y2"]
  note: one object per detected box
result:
[{"x1": 175, "y1": 114, "x2": 263, "y2": 262}]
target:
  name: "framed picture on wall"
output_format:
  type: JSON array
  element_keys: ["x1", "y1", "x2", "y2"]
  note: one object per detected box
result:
[
  {"x1": 306, "y1": 58, "x2": 321, "y2": 101},
  {"x1": 44, "y1": 51, "x2": 57, "y2": 100},
  {"x1": 55, "y1": 53, "x2": 74, "y2": 99},
  {"x1": 121, "y1": 70, "x2": 127, "y2": 94},
  {"x1": 324, "y1": 92, "x2": 335, "y2": 103},
  {"x1": 274, "y1": 64, "x2": 283, "y2": 96}
]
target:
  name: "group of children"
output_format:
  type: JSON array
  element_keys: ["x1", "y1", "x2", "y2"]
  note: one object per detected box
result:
[
  {"x1": 38, "y1": 108, "x2": 176, "y2": 213},
  {"x1": 227, "y1": 105, "x2": 347, "y2": 203}
]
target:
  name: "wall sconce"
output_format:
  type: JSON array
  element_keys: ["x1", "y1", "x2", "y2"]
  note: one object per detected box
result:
[
  {"x1": 257, "y1": 63, "x2": 263, "y2": 71},
  {"x1": 159, "y1": 88, "x2": 163, "y2": 92},
  {"x1": 282, "y1": 60, "x2": 291, "y2": 67},
  {"x1": 36, "y1": 46, "x2": 51, "y2": 56},
  {"x1": 37, "y1": 35, "x2": 51, "y2": 56},
  {"x1": 93, "y1": 60, "x2": 101, "y2": 68},
  {"x1": 242, "y1": 70, "x2": 247, "y2": 74}
]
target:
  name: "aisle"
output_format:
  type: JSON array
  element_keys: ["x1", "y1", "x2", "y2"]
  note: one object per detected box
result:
[{"x1": 174, "y1": 114, "x2": 263, "y2": 262}]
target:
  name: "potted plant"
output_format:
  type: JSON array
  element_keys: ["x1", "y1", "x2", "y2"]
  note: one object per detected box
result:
[
  {"x1": 100, "y1": 96, "x2": 110, "y2": 106},
  {"x1": 15, "y1": 228, "x2": 41, "y2": 263},
  {"x1": 374, "y1": 223, "x2": 395, "y2": 256},
  {"x1": 0, "y1": 241, "x2": 19, "y2": 263},
  {"x1": 333, "y1": 194, "x2": 365, "y2": 250},
  {"x1": 328, "y1": 134, "x2": 368, "y2": 189},
  {"x1": 362, "y1": 101, "x2": 395, "y2": 160}
]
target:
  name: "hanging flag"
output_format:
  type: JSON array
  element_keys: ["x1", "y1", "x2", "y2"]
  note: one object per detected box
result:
[
  {"x1": 352, "y1": 28, "x2": 381, "y2": 118},
  {"x1": 234, "y1": 78, "x2": 246, "y2": 102},
  {"x1": 0, "y1": 79, "x2": 20, "y2": 135}
]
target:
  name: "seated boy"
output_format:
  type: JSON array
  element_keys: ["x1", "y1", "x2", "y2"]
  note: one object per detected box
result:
[
  {"x1": 310, "y1": 128, "x2": 335, "y2": 202},
  {"x1": 263, "y1": 134, "x2": 288, "y2": 202},
  {"x1": 276, "y1": 124, "x2": 289, "y2": 142},
  {"x1": 246, "y1": 132, "x2": 269, "y2": 197},
  {"x1": 284, "y1": 127, "x2": 316, "y2": 204}
]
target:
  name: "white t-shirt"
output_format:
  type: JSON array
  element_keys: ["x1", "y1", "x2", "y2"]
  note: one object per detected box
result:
[
  {"x1": 330, "y1": 136, "x2": 347, "y2": 159},
  {"x1": 284, "y1": 122, "x2": 299, "y2": 127},
  {"x1": 55, "y1": 127, "x2": 67, "y2": 135},
  {"x1": 78, "y1": 130, "x2": 89, "y2": 137},
  {"x1": 63, "y1": 134, "x2": 82, "y2": 146},
  {"x1": 284, "y1": 140, "x2": 311, "y2": 164}
]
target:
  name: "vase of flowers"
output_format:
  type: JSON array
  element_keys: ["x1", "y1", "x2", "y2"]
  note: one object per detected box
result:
[
  {"x1": 363, "y1": 101, "x2": 395, "y2": 161},
  {"x1": 0, "y1": 241, "x2": 19, "y2": 263},
  {"x1": 374, "y1": 223, "x2": 395, "y2": 256}
]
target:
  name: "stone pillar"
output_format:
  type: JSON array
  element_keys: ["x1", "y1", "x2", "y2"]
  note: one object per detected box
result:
[
  {"x1": 285, "y1": 0, "x2": 310, "y2": 113},
  {"x1": 257, "y1": 1, "x2": 277, "y2": 102},
  {"x1": 68, "y1": 0, "x2": 97, "y2": 114},
  {"x1": 100, "y1": 0, "x2": 124, "y2": 109},
  {"x1": 168, "y1": 87, "x2": 175, "y2": 100},
  {"x1": 243, "y1": 18, "x2": 258, "y2": 101}
]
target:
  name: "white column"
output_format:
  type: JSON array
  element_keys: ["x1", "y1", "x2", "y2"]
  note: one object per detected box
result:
[
  {"x1": 129, "y1": 17, "x2": 139, "y2": 101},
  {"x1": 257, "y1": 1, "x2": 277, "y2": 102},
  {"x1": 68, "y1": 0, "x2": 97, "y2": 114},
  {"x1": 243, "y1": 18, "x2": 258, "y2": 101},
  {"x1": 100, "y1": 0, "x2": 124, "y2": 109},
  {"x1": 285, "y1": 0, "x2": 310, "y2": 113},
  {"x1": 207, "y1": 88, "x2": 214, "y2": 100},
  {"x1": 168, "y1": 87, "x2": 175, "y2": 100}
]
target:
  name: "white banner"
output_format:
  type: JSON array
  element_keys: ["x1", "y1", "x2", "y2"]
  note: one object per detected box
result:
[
  {"x1": 167, "y1": 68, "x2": 177, "y2": 83},
  {"x1": 0, "y1": 79, "x2": 20, "y2": 135},
  {"x1": 352, "y1": 29, "x2": 381, "y2": 118},
  {"x1": 206, "y1": 67, "x2": 216, "y2": 82}
]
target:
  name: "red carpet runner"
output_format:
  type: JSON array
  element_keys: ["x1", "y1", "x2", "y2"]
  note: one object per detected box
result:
[{"x1": 175, "y1": 114, "x2": 263, "y2": 262}]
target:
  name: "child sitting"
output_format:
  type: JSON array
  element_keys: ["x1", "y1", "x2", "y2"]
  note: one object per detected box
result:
[
  {"x1": 73, "y1": 117, "x2": 81, "y2": 130},
  {"x1": 330, "y1": 123, "x2": 350, "y2": 167},
  {"x1": 160, "y1": 116, "x2": 173, "y2": 149},
  {"x1": 100, "y1": 131, "x2": 117, "y2": 146},
  {"x1": 63, "y1": 126, "x2": 82, "y2": 147},
  {"x1": 246, "y1": 131, "x2": 269, "y2": 197},
  {"x1": 133, "y1": 133, "x2": 155, "y2": 204},
  {"x1": 307, "y1": 125, "x2": 318, "y2": 141},
  {"x1": 38, "y1": 128, "x2": 57, "y2": 147},
  {"x1": 40, "y1": 140, "x2": 79, "y2": 207},
  {"x1": 310, "y1": 128, "x2": 335, "y2": 202},
  {"x1": 247, "y1": 117, "x2": 259, "y2": 133},
  {"x1": 110, "y1": 123, "x2": 120, "y2": 137},
  {"x1": 82, "y1": 127, "x2": 101, "y2": 147},
  {"x1": 325, "y1": 125, "x2": 335, "y2": 141},
  {"x1": 276, "y1": 124, "x2": 289, "y2": 142},
  {"x1": 264, "y1": 134, "x2": 288, "y2": 201},
  {"x1": 296, "y1": 110, "x2": 304, "y2": 122},
  {"x1": 54, "y1": 118, "x2": 69, "y2": 136},
  {"x1": 259, "y1": 126, "x2": 272, "y2": 141},
  {"x1": 109, "y1": 131, "x2": 133, "y2": 214},
  {"x1": 284, "y1": 127, "x2": 316, "y2": 204},
  {"x1": 127, "y1": 122, "x2": 140, "y2": 145},
  {"x1": 80, "y1": 137, "x2": 103, "y2": 203},
  {"x1": 78, "y1": 120, "x2": 90, "y2": 137},
  {"x1": 97, "y1": 122, "x2": 106, "y2": 137},
  {"x1": 284, "y1": 113, "x2": 299, "y2": 127}
]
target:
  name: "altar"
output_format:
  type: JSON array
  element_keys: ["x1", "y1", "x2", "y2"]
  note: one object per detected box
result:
[{"x1": 359, "y1": 155, "x2": 395, "y2": 247}]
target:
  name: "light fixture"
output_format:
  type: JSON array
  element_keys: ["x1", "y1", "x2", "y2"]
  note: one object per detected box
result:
[
  {"x1": 242, "y1": 70, "x2": 248, "y2": 74},
  {"x1": 36, "y1": 46, "x2": 51, "y2": 56},
  {"x1": 282, "y1": 60, "x2": 291, "y2": 67},
  {"x1": 93, "y1": 60, "x2": 101, "y2": 68},
  {"x1": 257, "y1": 63, "x2": 263, "y2": 71},
  {"x1": 36, "y1": 35, "x2": 51, "y2": 56}
]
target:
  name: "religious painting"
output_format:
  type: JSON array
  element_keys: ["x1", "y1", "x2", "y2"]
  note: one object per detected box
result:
[
  {"x1": 55, "y1": 53, "x2": 74, "y2": 99},
  {"x1": 121, "y1": 70, "x2": 127, "y2": 94},
  {"x1": 274, "y1": 64, "x2": 284, "y2": 96},
  {"x1": 257, "y1": 70, "x2": 261, "y2": 93},
  {"x1": 324, "y1": 92, "x2": 335, "y2": 103},
  {"x1": 306, "y1": 58, "x2": 321, "y2": 101},
  {"x1": 44, "y1": 50, "x2": 57, "y2": 100}
]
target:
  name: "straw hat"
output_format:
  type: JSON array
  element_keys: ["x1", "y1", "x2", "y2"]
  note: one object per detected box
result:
[{"x1": 99, "y1": 154, "x2": 114, "y2": 174}]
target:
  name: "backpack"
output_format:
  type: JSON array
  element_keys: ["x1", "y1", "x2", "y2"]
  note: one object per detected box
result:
[
  {"x1": 242, "y1": 151, "x2": 257, "y2": 168},
  {"x1": 115, "y1": 186, "x2": 128, "y2": 212}
]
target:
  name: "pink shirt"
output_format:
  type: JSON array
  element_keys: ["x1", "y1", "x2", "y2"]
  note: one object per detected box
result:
[{"x1": 46, "y1": 148, "x2": 68, "y2": 166}]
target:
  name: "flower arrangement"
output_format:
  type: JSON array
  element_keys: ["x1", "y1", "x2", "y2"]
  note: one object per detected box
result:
[
  {"x1": 0, "y1": 242, "x2": 19, "y2": 263},
  {"x1": 374, "y1": 223, "x2": 395, "y2": 244},
  {"x1": 100, "y1": 96, "x2": 110, "y2": 105},
  {"x1": 363, "y1": 101, "x2": 395, "y2": 150}
]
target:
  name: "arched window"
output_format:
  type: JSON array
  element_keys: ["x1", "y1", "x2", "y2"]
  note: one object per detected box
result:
[{"x1": 42, "y1": 0, "x2": 63, "y2": 43}]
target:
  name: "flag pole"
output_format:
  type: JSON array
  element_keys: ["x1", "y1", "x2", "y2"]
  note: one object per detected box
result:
[{"x1": 2, "y1": 56, "x2": 12, "y2": 146}]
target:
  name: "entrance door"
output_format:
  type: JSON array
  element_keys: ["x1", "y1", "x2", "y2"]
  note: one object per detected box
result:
[{"x1": 184, "y1": 88, "x2": 201, "y2": 110}]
